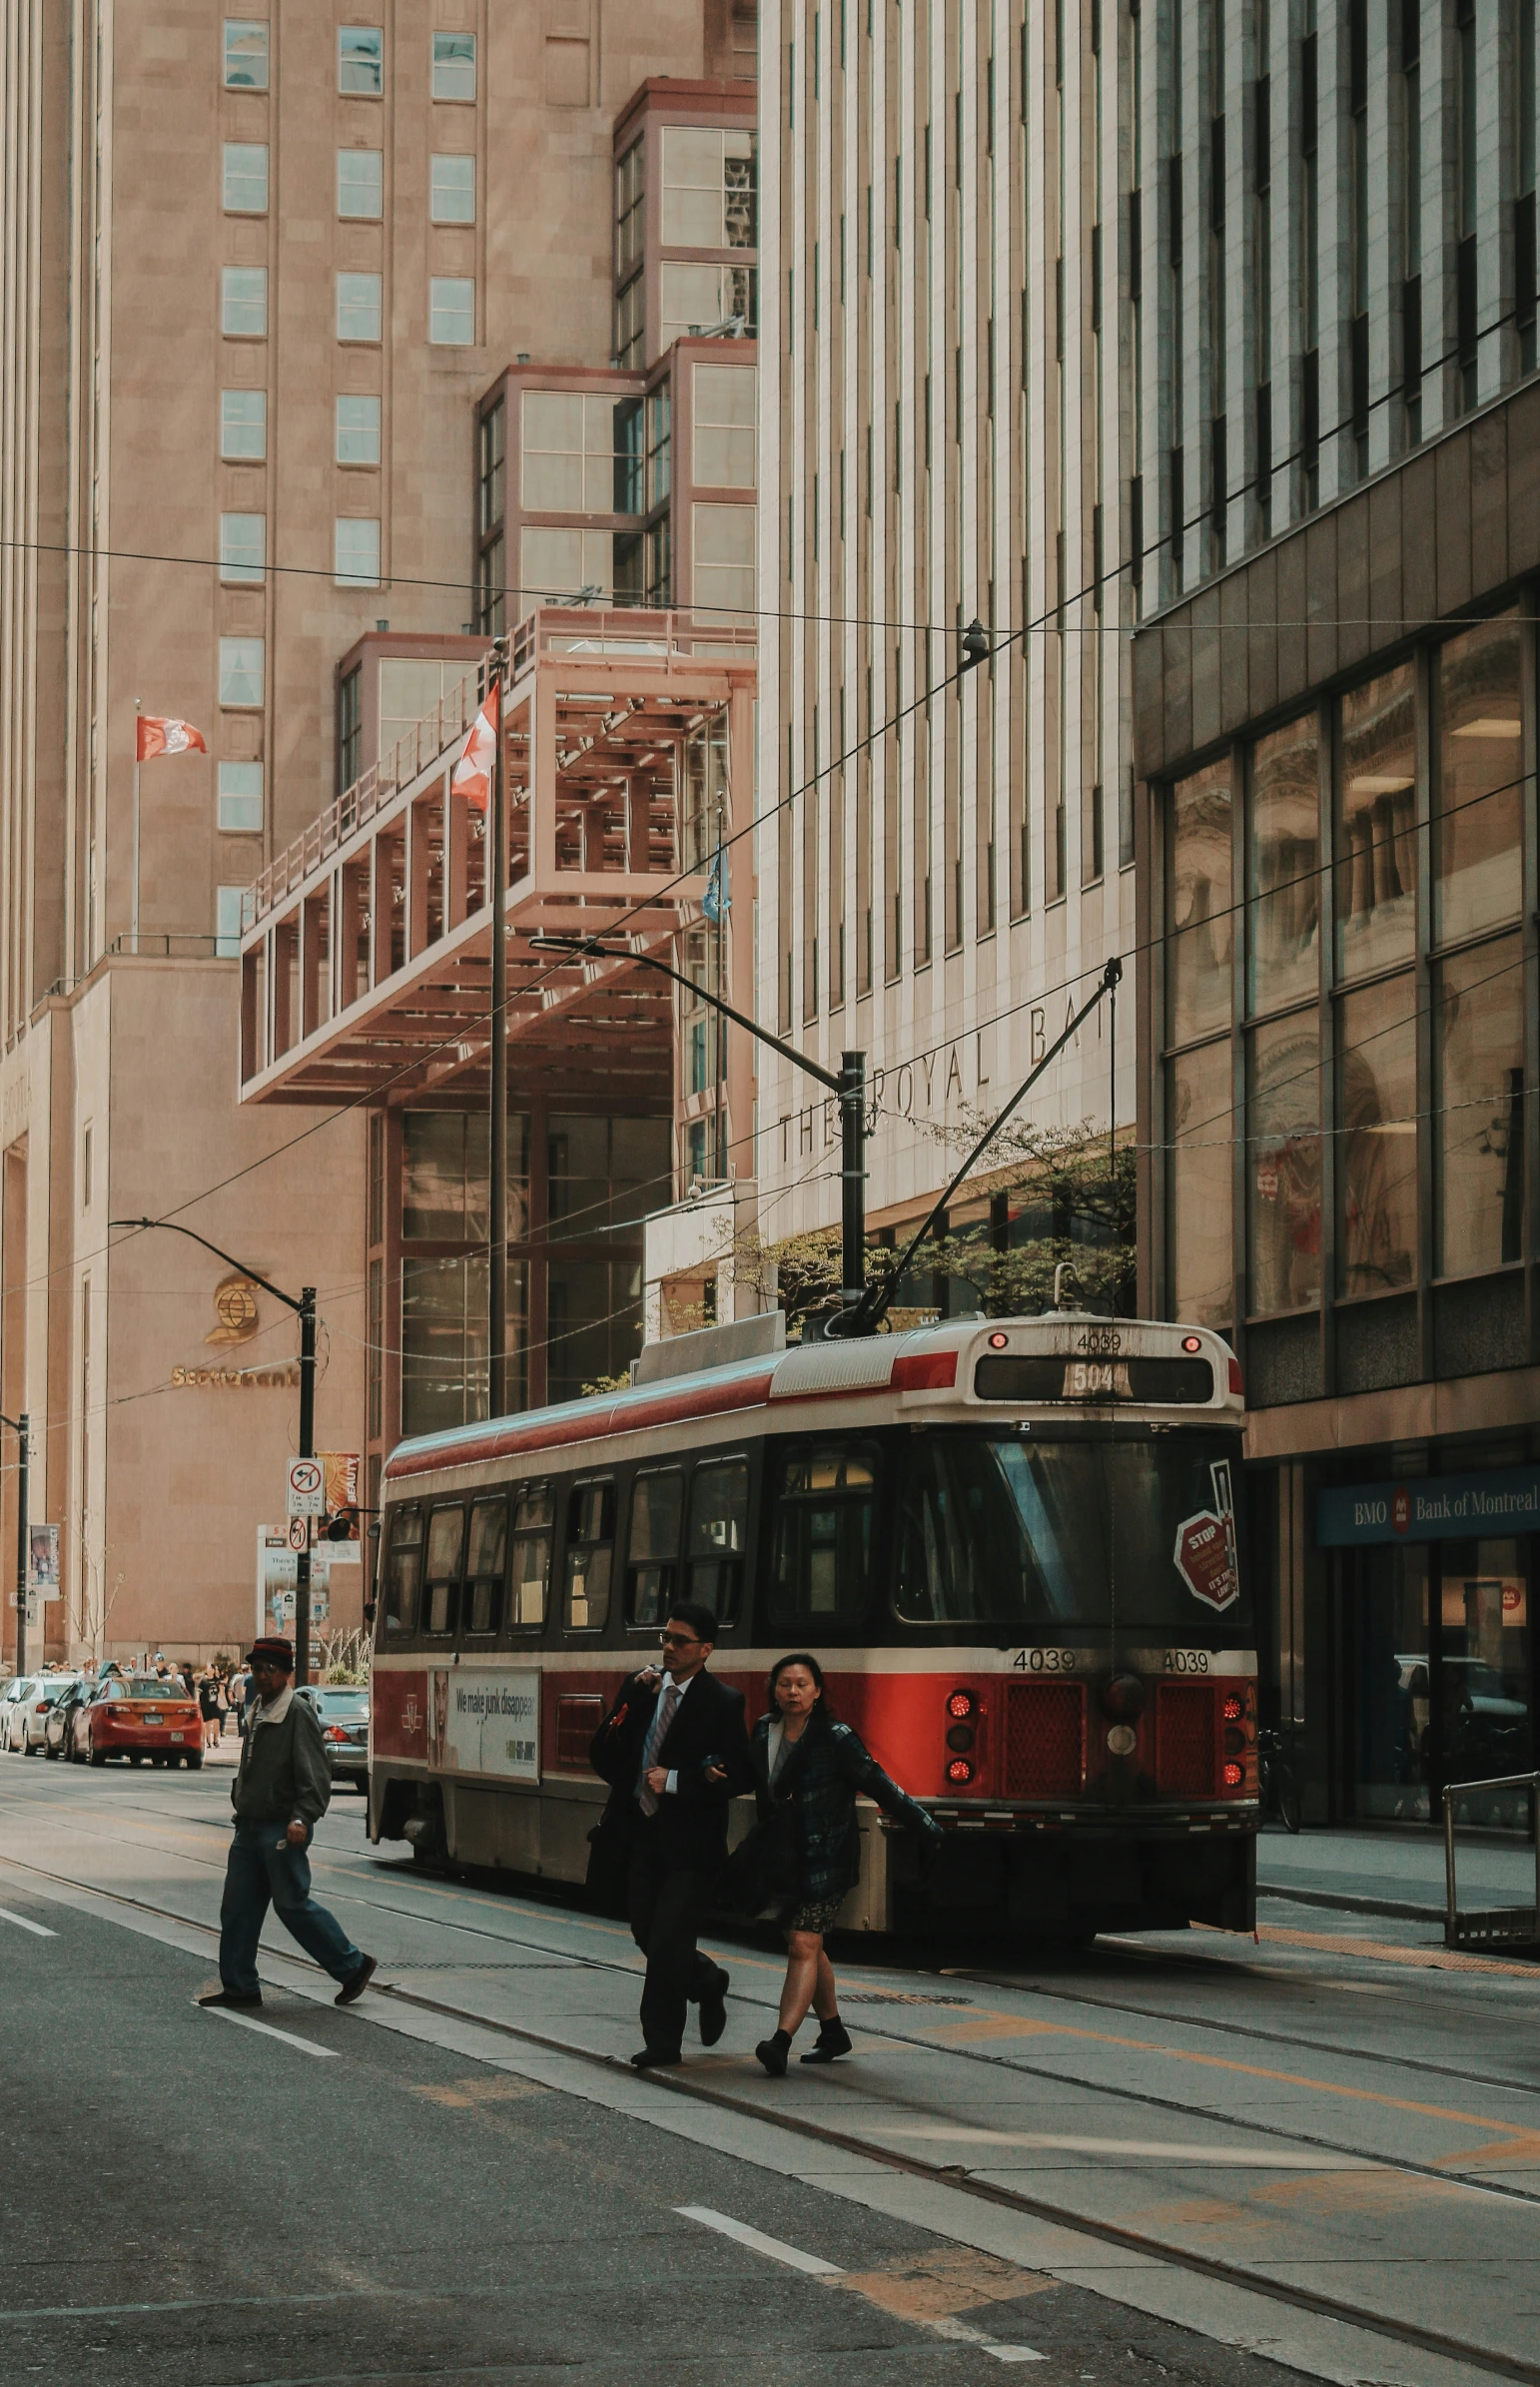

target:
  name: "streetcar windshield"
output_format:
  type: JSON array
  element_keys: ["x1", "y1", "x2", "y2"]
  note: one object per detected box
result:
[{"x1": 895, "y1": 1429, "x2": 1249, "y2": 1632}]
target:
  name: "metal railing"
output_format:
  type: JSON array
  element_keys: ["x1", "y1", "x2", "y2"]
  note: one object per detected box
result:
[{"x1": 1442, "y1": 1769, "x2": 1540, "y2": 1949}]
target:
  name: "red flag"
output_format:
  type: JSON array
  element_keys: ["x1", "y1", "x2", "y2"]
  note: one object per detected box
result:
[
  {"x1": 450, "y1": 680, "x2": 499, "y2": 809},
  {"x1": 137, "y1": 716, "x2": 208, "y2": 761}
]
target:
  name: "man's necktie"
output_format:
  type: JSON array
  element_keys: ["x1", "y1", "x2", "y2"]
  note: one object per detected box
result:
[{"x1": 637, "y1": 1683, "x2": 679, "y2": 1817}]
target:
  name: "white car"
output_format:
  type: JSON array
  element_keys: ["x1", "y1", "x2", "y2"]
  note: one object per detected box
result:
[
  {"x1": 1, "y1": 1677, "x2": 35, "y2": 1750},
  {"x1": 7, "y1": 1674, "x2": 80, "y2": 1754}
]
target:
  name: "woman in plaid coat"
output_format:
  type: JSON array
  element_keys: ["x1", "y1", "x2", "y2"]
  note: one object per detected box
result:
[{"x1": 745, "y1": 1651, "x2": 943, "y2": 2075}]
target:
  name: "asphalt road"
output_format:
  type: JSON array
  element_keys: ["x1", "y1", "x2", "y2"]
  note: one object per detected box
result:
[{"x1": 2, "y1": 1749, "x2": 1531, "y2": 2387}]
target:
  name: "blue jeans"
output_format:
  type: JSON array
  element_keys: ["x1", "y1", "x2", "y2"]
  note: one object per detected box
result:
[{"x1": 219, "y1": 1821, "x2": 363, "y2": 1996}]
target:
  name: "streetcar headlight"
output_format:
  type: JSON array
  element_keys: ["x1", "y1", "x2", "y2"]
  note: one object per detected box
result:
[{"x1": 946, "y1": 1757, "x2": 976, "y2": 1786}]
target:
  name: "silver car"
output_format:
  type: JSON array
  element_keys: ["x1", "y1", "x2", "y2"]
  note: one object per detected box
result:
[{"x1": 297, "y1": 1685, "x2": 370, "y2": 1787}]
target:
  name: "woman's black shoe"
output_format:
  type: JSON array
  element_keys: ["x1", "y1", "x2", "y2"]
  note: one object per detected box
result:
[
  {"x1": 800, "y1": 2015, "x2": 853, "y2": 2063},
  {"x1": 755, "y1": 2029, "x2": 792, "y2": 2077}
]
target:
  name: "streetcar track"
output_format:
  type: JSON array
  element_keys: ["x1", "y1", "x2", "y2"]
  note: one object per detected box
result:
[{"x1": 10, "y1": 1834, "x2": 1539, "y2": 2385}]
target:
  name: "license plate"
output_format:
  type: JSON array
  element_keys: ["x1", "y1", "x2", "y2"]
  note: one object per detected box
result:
[
  {"x1": 170, "y1": 1731, "x2": 184, "y2": 1742},
  {"x1": 143, "y1": 1713, "x2": 163, "y2": 1725}
]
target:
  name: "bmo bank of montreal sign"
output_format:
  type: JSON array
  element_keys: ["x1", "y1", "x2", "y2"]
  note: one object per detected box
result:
[{"x1": 1317, "y1": 1466, "x2": 1540, "y2": 1548}]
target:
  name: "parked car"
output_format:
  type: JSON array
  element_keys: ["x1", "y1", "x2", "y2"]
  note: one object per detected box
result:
[
  {"x1": 1, "y1": 1676, "x2": 35, "y2": 1750},
  {"x1": 69, "y1": 1675, "x2": 203, "y2": 1768},
  {"x1": 43, "y1": 1677, "x2": 94, "y2": 1758},
  {"x1": 297, "y1": 1685, "x2": 370, "y2": 1787},
  {"x1": 8, "y1": 1673, "x2": 82, "y2": 1754}
]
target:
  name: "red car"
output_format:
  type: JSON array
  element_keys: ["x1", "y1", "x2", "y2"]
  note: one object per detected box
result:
[{"x1": 69, "y1": 1675, "x2": 204, "y2": 1769}]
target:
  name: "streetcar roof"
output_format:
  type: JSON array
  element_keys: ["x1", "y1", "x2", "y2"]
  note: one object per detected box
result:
[{"x1": 382, "y1": 1315, "x2": 1242, "y2": 1490}]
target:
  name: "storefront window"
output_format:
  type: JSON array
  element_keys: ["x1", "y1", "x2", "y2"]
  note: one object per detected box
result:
[
  {"x1": 1437, "y1": 1539, "x2": 1532, "y2": 1815},
  {"x1": 1336, "y1": 664, "x2": 1416, "y2": 980},
  {"x1": 1433, "y1": 932, "x2": 1525, "y2": 1275},
  {"x1": 1337, "y1": 974, "x2": 1417, "y2": 1295},
  {"x1": 1436, "y1": 613, "x2": 1523, "y2": 946},
  {"x1": 1248, "y1": 711, "x2": 1319, "y2": 1015},
  {"x1": 1247, "y1": 1010, "x2": 1321, "y2": 1313},
  {"x1": 1351, "y1": 1543, "x2": 1430, "y2": 1823},
  {"x1": 1167, "y1": 1040, "x2": 1232, "y2": 1326},
  {"x1": 1167, "y1": 759, "x2": 1232, "y2": 1046}
]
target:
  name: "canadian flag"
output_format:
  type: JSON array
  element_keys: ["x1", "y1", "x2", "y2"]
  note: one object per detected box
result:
[
  {"x1": 137, "y1": 716, "x2": 208, "y2": 761},
  {"x1": 450, "y1": 679, "x2": 500, "y2": 809}
]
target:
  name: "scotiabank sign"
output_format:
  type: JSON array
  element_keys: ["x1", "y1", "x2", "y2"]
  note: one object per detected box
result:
[{"x1": 1317, "y1": 1467, "x2": 1540, "y2": 1547}]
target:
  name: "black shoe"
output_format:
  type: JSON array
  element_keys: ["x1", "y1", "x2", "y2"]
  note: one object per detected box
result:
[
  {"x1": 698, "y1": 1968, "x2": 729, "y2": 2046},
  {"x1": 755, "y1": 2030, "x2": 791, "y2": 2077},
  {"x1": 631, "y1": 2045, "x2": 681, "y2": 2069},
  {"x1": 800, "y1": 2016, "x2": 853, "y2": 2063},
  {"x1": 197, "y1": 1989, "x2": 263, "y2": 2009},
  {"x1": 335, "y1": 1954, "x2": 378, "y2": 2006}
]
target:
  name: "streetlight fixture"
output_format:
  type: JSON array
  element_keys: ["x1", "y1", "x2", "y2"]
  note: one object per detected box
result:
[
  {"x1": 0, "y1": 1411, "x2": 28, "y2": 1676},
  {"x1": 110, "y1": 1218, "x2": 319, "y2": 1684}
]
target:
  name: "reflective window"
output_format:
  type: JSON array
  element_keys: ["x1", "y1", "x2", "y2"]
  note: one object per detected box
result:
[
  {"x1": 661, "y1": 125, "x2": 757, "y2": 248},
  {"x1": 1248, "y1": 711, "x2": 1319, "y2": 1014},
  {"x1": 510, "y1": 1484, "x2": 553, "y2": 1626},
  {"x1": 218, "y1": 761, "x2": 263, "y2": 835},
  {"x1": 615, "y1": 276, "x2": 645, "y2": 370},
  {"x1": 222, "y1": 267, "x2": 268, "y2": 338},
  {"x1": 337, "y1": 272, "x2": 383, "y2": 342},
  {"x1": 478, "y1": 399, "x2": 505, "y2": 531},
  {"x1": 616, "y1": 138, "x2": 645, "y2": 279},
  {"x1": 401, "y1": 1254, "x2": 486, "y2": 1435},
  {"x1": 336, "y1": 394, "x2": 381, "y2": 464},
  {"x1": 1167, "y1": 759, "x2": 1232, "y2": 1046},
  {"x1": 215, "y1": 887, "x2": 246, "y2": 958},
  {"x1": 659, "y1": 261, "x2": 757, "y2": 346},
  {"x1": 422, "y1": 1504, "x2": 465, "y2": 1637},
  {"x1": 521, "y1": 392, "x2": 629, "y2": 514},
  {"x1": 220, "y1": 389, "x2": 267, "y2": 459},
  {"x1": 1436, "y1": 614, "x2": 1524, "y2": 944},
  {"x1": 431, "y1": 30, "x2": 476, "y2": 99},
  {"x1": 1434, "y1": 932, "x2": 1525, "y2": 1274},
  {"x1": 768, "y1": 1442, "x2": 877, "y2": 1625},
  {"x1": 384, "y1": 1507, "x2": 422, "y2": 1634},
  {"x1": 335, "y1": 517, "x2": 382, "y2": 587},
  {"x1": 521, "y1": 526, "x2": 612, "y2": 601},
  {"x1": 547, "y1": 1116, "x2": 670, "y2": 1238},
  {"x1": 687, "y1": 1456, "x2": 749, "y2": 1619},
  {"x1": 430, "y1": 153, "x2": 475, "y2": 223},
  {"x1": 1337, "y1": 974, "x2": 1417, "y2": 1295},
  {"x1": 338, "y1": 148, "x2": 384, "y2": 219},
  {"x1": 429, "y1": 277, "x2": 474, "y2": 345},
  {"x1": 1247, "y1": 1010, "x2": 1321, "y2": 1313},
  {"x1": 223, "y1": 142, "x2": 268, "y2": 213},
  {"x1": 547, "y1": 1259, "x2": 644, "y2": 1405},
  {"x1": 693, "y1": 364, "x2": 756, "y2": 486},
  {"x1": 223, "y1": 20, "x2": 269, "y2": 90},
  {"x1": 463, "y1": 1498, "x2": 507, "y2": 1635},
  {"x1": 646, "y1": 387, "x2": 671, "y2": 509},
  {"x1": 339, "y1": 25, "x2": 384, "y2": 95},
  {"x1": 1352, "y1": 1544, "x2": 1430, "y2": 1823},
  {"x1": 692, "y1": 501, "x2": 755, "y2": 622},
  {"x1": 1336, "y1": 664, "x2": 1416, "y2": 979},
  {"x1": 563, "y1": 1480, "x2": 615, "y2": 1630},
  {"x1": 625, "y1": 1469, "x2": 684, "y2": 1625},
  {"x1": 219, "y1": 637, "x2": 264, "y2": 707},
  {"x1": 1166, "y1": 1038, "x2": 1232, "y2": 1327},
  {"x1": 1437, "y1": 1540, "x2": 1532, "y2": 1794},
  {"x1": 219, "y1": 512, "x2": 265, "y2": 584},
  {"x1": 400, "y1": 1109, "x2": 528, "y2": 1241}
]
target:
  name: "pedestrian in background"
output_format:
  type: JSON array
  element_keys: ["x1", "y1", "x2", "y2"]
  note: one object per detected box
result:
[
  {"x1": 198, "y1": 1636, "x2": 376, "y2": 2011},
  {"x1": 588, "y1": 1602, "x2": 749, "y2": 2069},
  {"x1": 199, "y1": 1668, "x2": 222, "y2": 1751},
  {"x1": 745, "y1": 1653, "x2": 944, "y2": 2076}
]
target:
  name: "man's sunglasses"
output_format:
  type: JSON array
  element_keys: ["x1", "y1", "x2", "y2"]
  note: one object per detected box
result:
[{"x1": 660, "y1": 1630, "x2": 701, "y2": 1649}]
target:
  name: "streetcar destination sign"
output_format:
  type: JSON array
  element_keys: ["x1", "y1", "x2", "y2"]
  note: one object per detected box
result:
[{"x1": 1316, "y1": 1465, "x2": 1540, "y2": 1547}]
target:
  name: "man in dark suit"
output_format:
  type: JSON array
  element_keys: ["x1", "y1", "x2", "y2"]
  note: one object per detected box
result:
[{"x1": 589, "y1": 1599, "x2": 749, "y2": 2067}]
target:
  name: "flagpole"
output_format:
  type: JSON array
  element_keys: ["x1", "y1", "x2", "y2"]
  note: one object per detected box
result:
[
  {"x1": 487, "y1": 647, "x2": 508, "y2": 1419},
  {"x1": 132, "y1": 697, "x2": 141, "y2": 952}
]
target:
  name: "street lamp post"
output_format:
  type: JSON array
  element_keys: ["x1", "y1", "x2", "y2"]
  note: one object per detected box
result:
[
  {"x1": 0, "y1": 1412, "x2": 29, "y2": 1676},
  {"x1": 110, "y1": 1219, "x2": 319, "y2": 1684},
  {"x1": 487, "y1": 639, "x2": 511, "y2": 1418}
]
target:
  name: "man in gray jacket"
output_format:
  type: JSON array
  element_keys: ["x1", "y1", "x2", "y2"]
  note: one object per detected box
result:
[{"x1": 198, "y1": 1637, "x2": 376, "y2": 2010}]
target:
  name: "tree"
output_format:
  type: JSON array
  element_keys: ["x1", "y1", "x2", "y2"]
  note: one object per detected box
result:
[{"x1": 920, "y1": 1116, "x2": 1136, "y2": 1318}]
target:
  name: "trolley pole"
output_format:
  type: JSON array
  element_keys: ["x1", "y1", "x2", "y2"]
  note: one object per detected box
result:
[
  {"x1": 2, "y1": 1412, "x2": 29, "y2": 1676},
  {"x1": 487, "y1": 640, "x2": 509, "y2": 1418}
]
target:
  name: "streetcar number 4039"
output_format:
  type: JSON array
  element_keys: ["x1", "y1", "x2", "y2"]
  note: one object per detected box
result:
[
  {"x1": 1162, "y1": 1650, "x2": 1210, "y2": 1674},
  {"x1": 1012, "y1": 1647, "x2": 1080, "y2": 1673}
]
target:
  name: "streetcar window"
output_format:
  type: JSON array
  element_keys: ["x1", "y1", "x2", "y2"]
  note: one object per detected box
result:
[
  {"x1": 510, "y1": 1482, "x2": 554, "y2": 1628},
  {"x1": 625, "y1": 1468, "x2": 683, "y2": 1627},
  {"x1": 563, "y1": 1478, "x2": 615, "y2": 1630},
  {"x1": 768, "y1": 1442, "x2": 877, "y2": 1625},
  {"x1": 383, "y1": 1507, "x2": 423, "y2": 1635},
  {"x1": 422, "y1": 1504, "x2": 466, "y2": 1637},
  {"x1": 687, "y1": 1455, "x2": 749, "y2": 1623},
  {"x1": 463, "y1": 1497, "x2": 507, "y2": 1635}
]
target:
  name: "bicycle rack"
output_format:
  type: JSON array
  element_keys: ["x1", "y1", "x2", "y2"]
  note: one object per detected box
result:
[{"x1": 1443, "y1": 1769, "x2": 1540, "y2": 1950}]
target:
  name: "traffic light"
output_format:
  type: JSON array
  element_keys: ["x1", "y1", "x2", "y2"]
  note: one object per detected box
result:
[{"x1": 324, "y1": 1506, "x2": 360, "y2": 1542}]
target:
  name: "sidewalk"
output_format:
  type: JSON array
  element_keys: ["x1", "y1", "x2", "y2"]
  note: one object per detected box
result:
[{"x1": 1256, "y1": 1822, "x2": 1536, "y2": 1920}]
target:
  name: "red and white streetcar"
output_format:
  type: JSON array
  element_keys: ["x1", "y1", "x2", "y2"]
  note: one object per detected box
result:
[{"x1": 369, "y1": 1308, "x2": 1257, "y2": 1942}]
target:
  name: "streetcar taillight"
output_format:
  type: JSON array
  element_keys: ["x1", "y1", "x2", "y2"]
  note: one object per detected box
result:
[
  {"x1": 1221, "y1": 1693, "x2": 1243, "y2": 1722},
  {"x1": 946, "y1": 1689, "x2": 976, "y2": 1720},
  {"x1": 947, "y1": 1757, "x2": 976, "y2": 1786},
  {"x1": 1227, "y1": 1355, "x2": 1244, "y2": 1394},
  {"x1": 1221, "y1": 1761, "x2": 1243, "y2": 1789}
]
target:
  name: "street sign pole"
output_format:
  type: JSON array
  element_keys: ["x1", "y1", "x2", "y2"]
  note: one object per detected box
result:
[{"x1": 295, "y1": 1289, "x2": 317, "y2": 1688}]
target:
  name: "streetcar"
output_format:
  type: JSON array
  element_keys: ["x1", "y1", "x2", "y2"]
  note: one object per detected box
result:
[{"x1": 369, "y1": 1309, "x2": 1257, "y2": 1942}]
